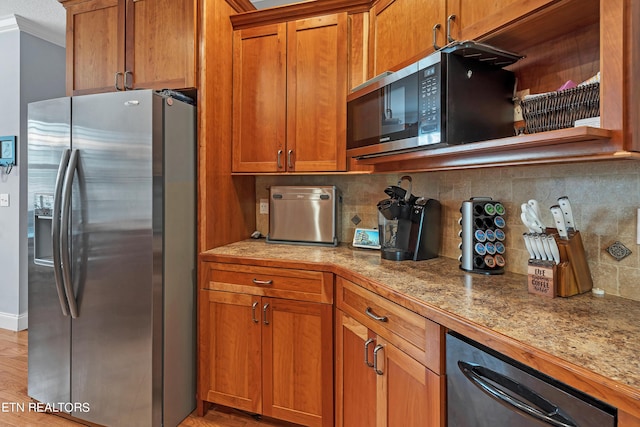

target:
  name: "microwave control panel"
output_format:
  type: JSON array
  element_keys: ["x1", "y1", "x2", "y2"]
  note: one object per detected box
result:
[{"x1": 418, "y1": 64, "x2": 441, "y2": 143}]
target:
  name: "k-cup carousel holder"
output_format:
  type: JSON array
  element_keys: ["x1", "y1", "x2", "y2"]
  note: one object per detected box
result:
[{"x1": 459, "y1": 197, "x2": 506, "y2": 275}]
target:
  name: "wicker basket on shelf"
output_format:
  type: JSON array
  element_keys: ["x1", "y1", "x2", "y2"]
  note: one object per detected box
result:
[{"x1": 520, "y1": 82, "x2": 600, "y2": 134}]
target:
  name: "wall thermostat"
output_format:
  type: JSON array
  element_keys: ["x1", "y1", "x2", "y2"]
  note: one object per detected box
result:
[{"x1": 0, "y1": 136, "x2": 17, "y2": 167}]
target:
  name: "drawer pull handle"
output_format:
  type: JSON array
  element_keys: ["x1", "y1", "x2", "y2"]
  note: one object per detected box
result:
[
  {"x1": 263, "y1": 303, "x2": 270, "y2": 325},
  {"x1": 364, "y1": 338, "x2": 375, "y2": 367},
  {"x1": 365, "y1": 307, "x2": 388, "y2": 322},
  {"x1": 252, "y1": 278, "x2": 273, "y2": 285},
  {"x1": 373, "y1": 344, "x2": 384, "y2": 375},
  {"x1": 251, "y1": 301, "x2": 259, "y2": 323}
]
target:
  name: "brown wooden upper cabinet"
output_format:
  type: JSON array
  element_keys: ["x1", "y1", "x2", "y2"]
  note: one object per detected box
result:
[
  {"x1": 368, "y1": 0, "x2": 445, "y2": 76},
  {"x1": 60, "y1": 0, "x2": 197, "y2": 96},
  {"x1": 232, "y1": 13, "x2": 348, "y2": 173},
  {"x1": 367, "y1": 0, "x2": 584, "y2": 78}
]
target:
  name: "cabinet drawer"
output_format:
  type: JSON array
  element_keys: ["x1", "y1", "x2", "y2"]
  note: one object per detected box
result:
[
  {"x1": 336, "y1": 276, "x2": 443, "y2": 373},
  {"x1": 202, "y1": 262, "x2": 333, "y2": 303}
]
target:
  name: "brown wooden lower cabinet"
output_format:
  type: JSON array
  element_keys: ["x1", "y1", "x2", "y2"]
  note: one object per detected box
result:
[
  {"x1": 199, "y1": 287, "x2": 333, "y2": 427},
  {"x1": 336, "y1": 310, "x2": 445, "y2": 427}
]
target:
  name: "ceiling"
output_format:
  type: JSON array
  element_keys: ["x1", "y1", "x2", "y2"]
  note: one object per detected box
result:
[
  {"x1": 0, "y1": 0, "x2": 298, "y2": 48},
  {"x1": 0, "y1": 0, "x2": 66, "y2": 45}
]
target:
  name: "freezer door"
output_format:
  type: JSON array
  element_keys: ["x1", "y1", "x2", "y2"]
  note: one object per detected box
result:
[
  {"x1": 69, "y1": 90, "x2": 158, "y2": 426},
  {"x1": 27, "y1": 97, "x2": 72, "y2": 407}
]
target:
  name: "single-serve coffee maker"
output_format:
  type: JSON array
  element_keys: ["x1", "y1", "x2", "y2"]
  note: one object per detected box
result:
[{"x1": 376, "y1": 176, "x2": 442, "y2": 261}]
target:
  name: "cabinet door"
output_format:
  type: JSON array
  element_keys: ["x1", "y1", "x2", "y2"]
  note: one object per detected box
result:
[
  {"x1": 335, "y1": 311, "x2": 377, "y2": 427},
  {"x1": 263, "y1": 298, "x2": 333, "y2": 427},
  {"x1": 447, "y1": 0, "x2": 559, "y2": 42},
  {"x1": 64, "y1": 0, "x2": 124, "y2": 95},
  {"x1": 125, "y1": 0, "x2": 196, "y2": 90},
  {"x1": 199, "y1": 289, "x2": 262, "y2": 413},
  {"x1": 286, "y1": 13, "x2": 348, "y2": 172},
  {"x1": 232, "y1": 24, "x2": 287, "y2": 173},
  {"x1": 369, "y1": 0, "x2": 445, "y2": 75},
  {"x1": 378, "y1": 336, "x2": 445, "y2": 427}
]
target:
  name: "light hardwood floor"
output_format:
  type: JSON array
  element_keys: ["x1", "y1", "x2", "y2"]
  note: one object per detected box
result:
[{"x1": 0, "y1": 329, "x2": 292, "y2": 427}]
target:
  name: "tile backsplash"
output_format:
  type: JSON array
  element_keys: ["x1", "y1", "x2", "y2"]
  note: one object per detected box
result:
[{"x1": 255, "y1": 159, "x2": 640, "y2": 301}]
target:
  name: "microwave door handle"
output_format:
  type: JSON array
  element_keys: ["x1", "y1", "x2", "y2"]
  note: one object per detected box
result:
[
  {"x1": 52, "y1": 149, "x2": 71, "y2": 316},
  {"x1": 458, "y1": 361, "x2": 577, "y2": 427},
  {"x1": 60, "y1": 149, "x2": 80, "y2": 319}
]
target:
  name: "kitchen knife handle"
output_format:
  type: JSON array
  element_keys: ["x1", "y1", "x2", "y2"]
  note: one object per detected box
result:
[
  {"x1": 60, "y1": 149, "x2": 80, "y2": 319},
  {"x1": 533, "y1": 236, "x2": 548, "y2": 261},
  {"x1": 558, "y1": 197, "x2": 576, "y2": 231},
  {"x1": 365, "y1": 307, "x2": 388, "y2": 322},
  {"x1": 547, "y1": 236, "x2": 561, "y2": 264},
  {"x1": 52, "y1": 149, "x2": 71, "y2": 317},
  {"x1": 364, "y1": 338, "x2": 375, "y2": 367},
  {"x1": 373, "y1": 344, "x2": 385, "y2": 375},
  {"x1": 252, "y1": 278, "x2": 273, "y2": 286},
  {"x1": 550, "y1": 205, "x2": 569, "y2": 239}
]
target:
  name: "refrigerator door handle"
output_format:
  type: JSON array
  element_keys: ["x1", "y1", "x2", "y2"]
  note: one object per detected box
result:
[
  {"x1": 52, "y1": 149, "x2": 71, "y2": 317},
  {"x1": 60, "y1": 149, "x2": 80, "y2": 319}
]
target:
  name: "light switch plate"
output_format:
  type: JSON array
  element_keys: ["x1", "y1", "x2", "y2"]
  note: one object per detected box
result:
[{"x1": 0, "y1": 193, "x2": 9, "y2": 207}]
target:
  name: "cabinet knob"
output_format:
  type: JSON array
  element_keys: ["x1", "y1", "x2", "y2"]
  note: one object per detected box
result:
[{"x1": 277, "y1": 150, "x2": 283, "y2": 169}]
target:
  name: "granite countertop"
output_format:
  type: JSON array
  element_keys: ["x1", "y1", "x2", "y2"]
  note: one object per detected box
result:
[{"x1": 201, "y1": 240, "x2": 640, "y2": 407}]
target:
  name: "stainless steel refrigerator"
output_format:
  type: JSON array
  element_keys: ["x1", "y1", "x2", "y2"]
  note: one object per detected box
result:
[{"x1": 27, "y1": 90, "x2": 196, "y2": 427}]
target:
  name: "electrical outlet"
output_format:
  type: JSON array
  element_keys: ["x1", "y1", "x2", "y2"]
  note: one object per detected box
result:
[
  {"x1": 259, "y1": 199, "x2": 269, "y2": 215},
  {"x1": 0, "y1": 194, "x2": 8, "y2": 207},
  {"x1": 514, "y1": 89, "x2": 530, "y2": 122}
]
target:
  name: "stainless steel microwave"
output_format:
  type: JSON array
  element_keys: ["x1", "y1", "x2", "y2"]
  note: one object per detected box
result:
[{"x1": 346, "y1": 50, "x2": 516, "y2": 159}]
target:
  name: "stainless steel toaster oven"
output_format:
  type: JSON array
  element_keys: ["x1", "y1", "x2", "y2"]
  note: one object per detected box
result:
[{"x1": 266, "y1": 186, "x2": 340, "y2": 246}]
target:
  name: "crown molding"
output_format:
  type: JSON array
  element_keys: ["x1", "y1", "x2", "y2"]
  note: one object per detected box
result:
[{"x1": 0, "y1": 14, "x2": 65, "y2": 48}]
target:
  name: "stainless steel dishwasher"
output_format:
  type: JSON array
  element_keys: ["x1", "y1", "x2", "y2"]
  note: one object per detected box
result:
[{"x1": 446, "y1": 332, "x2": 616, "y2": 427}]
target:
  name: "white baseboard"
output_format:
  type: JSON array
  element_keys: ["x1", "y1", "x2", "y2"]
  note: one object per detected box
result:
[{"x1": 0, "y1": 311, "x2": 28, "y2": 331}]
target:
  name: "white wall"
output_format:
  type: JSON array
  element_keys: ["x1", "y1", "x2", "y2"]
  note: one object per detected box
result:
[{"x1": 0, "y1": 15, "x2": 64, "y2": 330}]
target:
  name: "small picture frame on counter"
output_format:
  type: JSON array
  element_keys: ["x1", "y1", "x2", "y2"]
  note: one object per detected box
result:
[{"x1": 352, "y1": 228, "x2": 381, "y2": 250}]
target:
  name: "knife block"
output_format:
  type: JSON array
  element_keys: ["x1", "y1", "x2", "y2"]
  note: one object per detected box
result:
[{"x1": 546, "y1": 228, "x2": 593, "y2": 297}]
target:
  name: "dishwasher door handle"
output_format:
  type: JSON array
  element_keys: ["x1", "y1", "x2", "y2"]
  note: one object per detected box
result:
[{"x1": 458, "y1": 361, "x2": 578, "y2": 427}]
